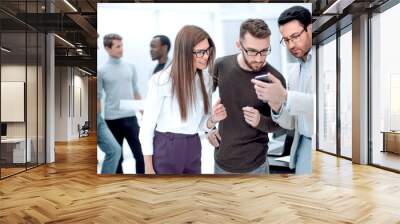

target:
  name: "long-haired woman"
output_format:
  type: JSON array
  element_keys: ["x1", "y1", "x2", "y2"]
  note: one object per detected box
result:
[{"x1": 139, "y1": 25, "x2": 227, "y2": 174}]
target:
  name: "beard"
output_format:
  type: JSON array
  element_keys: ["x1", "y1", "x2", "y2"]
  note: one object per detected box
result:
[
  {"x1": 290, "y1": 45, "x2": 311, "y2": 60},
  {"x1": 243, "y1": 54, "x2": 264, "y2": 72},
  {"x1": 150, "y1": 54, "x2": 159, "y2": 61},
  {"x1": 290, "y1": 49, "x2": 303, "y2": 58}
]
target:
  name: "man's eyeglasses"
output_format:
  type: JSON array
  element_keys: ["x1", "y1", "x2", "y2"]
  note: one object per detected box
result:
[
  {"x1": 193, "y1": 47, "x2": 212, "y2": 58},
  {"x1": 280, "y1": 29, "x2": 306, "y2": 47},
  {"x1": 239, "y1": 41, "x2": 271, "y2": 57}
]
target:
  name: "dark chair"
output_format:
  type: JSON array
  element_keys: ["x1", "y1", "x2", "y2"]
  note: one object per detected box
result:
[
  {"x1": 268, "y1": 129, "x2": 294, "y2": 157},
  {"x1": 78, "y1": 121, "x2": 90, "y2": 138},
  {"x1": 267, "y1": 129, "x2": 296, "y2": 174}
]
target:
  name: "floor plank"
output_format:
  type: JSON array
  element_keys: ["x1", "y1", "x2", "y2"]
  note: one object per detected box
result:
[{"x1": 0, "y1": 135, "x2": 400, "y2": 223}]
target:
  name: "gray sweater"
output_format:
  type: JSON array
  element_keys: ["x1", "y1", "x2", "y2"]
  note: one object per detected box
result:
[{"x1": 98, "y1": 57, "x2": 139, "y2": 120}]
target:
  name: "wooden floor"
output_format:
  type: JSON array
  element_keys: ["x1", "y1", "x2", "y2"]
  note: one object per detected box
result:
[
  {"x1": 1, "y1": 135, "x2": 400, "y2": 223},
  {"x1": 0, "y1": 167, "x2": 26, "y2": 178},
  {"x1": 1, "y1": 163, "x2": 45, "y2": 178}
]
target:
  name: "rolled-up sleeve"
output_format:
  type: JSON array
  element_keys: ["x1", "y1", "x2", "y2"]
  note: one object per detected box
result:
[
  {"x1": 199, "y1": 72, "x2": 214, "y2": 132},
  {"x1": 272, "y1": 101, "x2": 295, "y2": 130},
  {"x1": 257, "y1": 114, "x2": 282, "y2": 133}
]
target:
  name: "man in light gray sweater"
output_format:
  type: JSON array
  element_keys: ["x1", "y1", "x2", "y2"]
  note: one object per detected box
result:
[{"x1": 98, "y1": 33, "x2": 144, "y2": 174}]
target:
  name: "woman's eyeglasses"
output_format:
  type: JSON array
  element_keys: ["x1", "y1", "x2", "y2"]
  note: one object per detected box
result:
[{"x1": 193, "y1": 47, "x2": 212, "y2": 58}]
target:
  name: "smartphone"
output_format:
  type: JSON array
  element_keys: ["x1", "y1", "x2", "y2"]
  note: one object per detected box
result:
[{"x1": 254, "y1": 74, "x2": 272, "y2": 83}]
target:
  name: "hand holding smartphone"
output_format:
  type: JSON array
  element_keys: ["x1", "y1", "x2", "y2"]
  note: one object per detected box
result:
[{"x1": 254, "y1": 73, "x2": 272, "y2": 83}]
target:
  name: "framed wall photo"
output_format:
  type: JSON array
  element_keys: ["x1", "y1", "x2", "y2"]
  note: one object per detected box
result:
[
  {"x1": 1, "y1": 81, "x2": 25, "y2": 122},
  {"x1": 97, "y1": 3, "x2": 313, "y2": 175}
]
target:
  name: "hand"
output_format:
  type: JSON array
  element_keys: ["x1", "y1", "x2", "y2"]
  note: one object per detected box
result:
[
  {"x1": 251, "y1": 73, "x2": 287, "y2": 107},
  {"x1": 269, "y1": 101, "x2": 282, "y2": 113},
  {"x1": 145, "y1": 166, "x2": 156, "y2": 175},
  {"x1": 242, "y1": 106, "x2": 261, "y2": 128},
  {"x1": 207, "y1": 129, "x2": 221, "y2": 147},
  {"x1": 211, "y1": 98, "x2": 227, "y2": 123},
  {"x1": 144, "y1": 155, "x2": 155, "y2": 174}
]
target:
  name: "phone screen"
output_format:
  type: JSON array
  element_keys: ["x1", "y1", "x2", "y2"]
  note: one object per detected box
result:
[{"x1": 254, "y1": 74, "x2": 272, "y2": 83}]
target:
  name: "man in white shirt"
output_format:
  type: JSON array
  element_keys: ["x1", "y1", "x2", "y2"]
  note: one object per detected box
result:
[
  {"x1": 252, "y1": 6, "x2": 314, "y2": 174},
  {"x1": 150, "y1": 35, "x2": 172, "y2": 75}
]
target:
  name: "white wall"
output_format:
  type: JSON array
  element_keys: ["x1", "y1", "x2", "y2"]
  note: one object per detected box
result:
[
  {"x1": 71, "y1": 73, "x2": 89, "y2": 138},
  {"x1": 55, "y1": 66, "x2": 68, "y2": 141},
  {"x1": 1, "y1": 65, "x2": 29, "y2": 138},
  {"x1": 1, "y1": 64, "x2": 46, "y2": 164},
  {"x1": 54, "y1": 67, "x2": 89, "y2": 141},
  {"x1": 97, "y1": 3, "x2": 311, "y2": 98}
]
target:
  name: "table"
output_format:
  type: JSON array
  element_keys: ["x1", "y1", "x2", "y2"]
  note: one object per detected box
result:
[
  {"x1": 1, "y1": 138, "x2": 31, "y2": 164},
  {"x1": 381, "y1": 131, "x2": 400, "y2": 154}
]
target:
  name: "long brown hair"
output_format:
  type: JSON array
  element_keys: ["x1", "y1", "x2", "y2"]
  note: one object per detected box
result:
[{"x1": 170, "y1": 25, "x2": 215, "y2": 121}]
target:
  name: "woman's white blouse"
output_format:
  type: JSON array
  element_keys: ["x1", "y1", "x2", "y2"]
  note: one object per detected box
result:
[{"x1": 139, "y1": 66, "x2": 213, "y2": 155}]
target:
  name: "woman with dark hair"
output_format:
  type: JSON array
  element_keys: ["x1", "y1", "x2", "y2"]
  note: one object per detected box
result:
[{"x1": 139, "y1": 25, "x2": 227, "y2": 174}]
